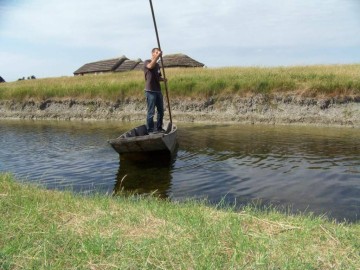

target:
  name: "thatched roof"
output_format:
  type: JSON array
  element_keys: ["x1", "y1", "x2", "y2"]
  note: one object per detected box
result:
[
  {"x1": 133, "y1": 62, "x2": 144, "y2": 71},
  {"x1": 115, "y1": 59, "x2": 142, "y2": 72},
  {"x1": 131, "y1": 53, "x2": 204, "y2": 71},
  {"x1": 0, "y1": 76, "x2": 5, "y2": 83},
  {"x1": 160, "y1": 53, "x2": 204, "y2": 68},
  {"x1": 73, "y1": 56, "x2": 128, "y2": 75}
]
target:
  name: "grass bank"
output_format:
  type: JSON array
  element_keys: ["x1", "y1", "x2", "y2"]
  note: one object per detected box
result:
[
  {"x1": 1, "y1": 173, "x2": 359, "y2": 269},
  {"x1": 1, "y1": 65, "x2": 360, "y2": 102}
]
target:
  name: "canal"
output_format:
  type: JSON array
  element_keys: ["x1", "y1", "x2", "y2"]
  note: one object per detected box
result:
[{"x1": 1, "y1": 120, "x2": 359, "y2": 222}]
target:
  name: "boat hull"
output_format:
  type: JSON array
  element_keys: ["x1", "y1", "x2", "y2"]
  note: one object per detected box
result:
[{"x1": 108, "y1": 123, "x2": 177, "y2": 155}]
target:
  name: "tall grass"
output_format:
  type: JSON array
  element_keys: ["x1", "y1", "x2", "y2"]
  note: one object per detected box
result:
[
  {"x1": 1, "y1": 64, "x2": 360, "y2": 102},
  {"x1": 1, "y1": 173, "x2": 359, "y2": 269},
  {"x1": 0, "y1": 72, "x2": 144, "y2": 101}
]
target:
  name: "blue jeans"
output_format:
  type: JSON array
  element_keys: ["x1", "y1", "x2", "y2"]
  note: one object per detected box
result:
[{"x1": 146, "y1": 91, "x2": 164, "y2": 132}]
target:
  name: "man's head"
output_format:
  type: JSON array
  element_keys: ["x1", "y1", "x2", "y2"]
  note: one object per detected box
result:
[
  {"x1": 151, "y1": 48, "x2": 162, "y2": 59},
  {"x1": 152, "y1": 48, "x2": 160, "y2": 54}
]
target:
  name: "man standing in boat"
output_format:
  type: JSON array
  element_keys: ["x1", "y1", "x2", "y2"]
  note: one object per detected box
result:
[{"x1": 144, "y1": 48, "x2": 166, "y2": 133}]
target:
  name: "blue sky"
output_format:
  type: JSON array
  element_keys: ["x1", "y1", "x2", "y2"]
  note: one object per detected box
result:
[{"x1": 1, "y1": 0, "x2": 360, "y2": 82}]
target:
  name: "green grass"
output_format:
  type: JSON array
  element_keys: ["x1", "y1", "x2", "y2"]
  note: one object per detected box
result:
[
  {"x1": 1, "y1": 173, "x2": 359, "y2": 269},
  {"x1": 1, "y1": 64, "x2": 360, "y2": 102}
]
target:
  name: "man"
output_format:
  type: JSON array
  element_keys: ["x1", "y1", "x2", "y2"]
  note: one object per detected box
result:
[{"x1": 143, "y1": 48, "x2": 166, "y2": 133}]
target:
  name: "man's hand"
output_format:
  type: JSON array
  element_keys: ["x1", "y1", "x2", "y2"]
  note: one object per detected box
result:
[{"x1": 154, "y1": 50, "x2": 162, "y2": 59}]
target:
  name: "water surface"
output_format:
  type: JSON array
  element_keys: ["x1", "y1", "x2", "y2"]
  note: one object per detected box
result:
[{"x1": 1, "y1": 120, "x2": 359, "y2": 222}]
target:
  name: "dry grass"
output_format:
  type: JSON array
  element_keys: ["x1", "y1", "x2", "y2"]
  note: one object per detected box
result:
[{"x1": 1, "y1": 64, "x2": 359, "y2": 102}]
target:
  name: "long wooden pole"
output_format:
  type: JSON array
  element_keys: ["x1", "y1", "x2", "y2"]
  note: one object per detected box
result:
[{"x1": 149, "y1": 0, "x2": 172, "y2": 124}]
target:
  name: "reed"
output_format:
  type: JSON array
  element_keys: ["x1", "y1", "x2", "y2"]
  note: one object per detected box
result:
[
  {"x1": 1, "y1": 173, "x2": 359, "y2": 269},
  {"x1": 1, "y1": 64, "x2": 359, "y2": 102}
]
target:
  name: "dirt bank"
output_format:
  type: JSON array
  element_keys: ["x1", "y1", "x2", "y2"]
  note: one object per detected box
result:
[{"x1": 1, "y1": 95, "x2": 359, "y2": 127}]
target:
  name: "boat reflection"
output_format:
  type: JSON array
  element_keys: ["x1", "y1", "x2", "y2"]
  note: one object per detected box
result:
[{"x1": 113, "y1": 150, "x2": 177, "y2": 198}]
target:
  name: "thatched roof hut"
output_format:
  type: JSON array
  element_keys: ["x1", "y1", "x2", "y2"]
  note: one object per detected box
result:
[
  {"x1": 73, "y1": 53, "x2": 204, "y2": 76},
  {"x1": 73, "y1": 56, "x2": 128, "y2": 76},
  {"x1": 115, "y1": 59, "x2": 142, "y2": 72},
  {"x1": 160, "y1": 53, "x2": 204, "y2": 68}
]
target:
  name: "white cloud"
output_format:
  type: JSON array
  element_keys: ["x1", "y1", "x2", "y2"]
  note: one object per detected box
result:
[
  {"x1": 2, "y1": 0, "x2": 148, "y2": 47},
  {"x1": 0, "y1": 0, "x2": 360, "y2": 81}
]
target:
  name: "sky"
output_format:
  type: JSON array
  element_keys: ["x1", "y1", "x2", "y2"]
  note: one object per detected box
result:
[{"x1": 1, "y1": 0, "x2": 360, "y2": 82}]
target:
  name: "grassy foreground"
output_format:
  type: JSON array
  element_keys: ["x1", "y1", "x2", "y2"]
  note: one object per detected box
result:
[
  {"x1": 1, "y1": 64, "x2": 360, "y2": 101},
  {"x1": 1, "y1": 173, "x2": 359, "y2": 269}
]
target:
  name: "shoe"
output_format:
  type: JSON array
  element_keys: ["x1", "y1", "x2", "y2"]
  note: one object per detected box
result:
[{"x1": 158, "y1": 128, "x2": 166, "y2": 133}]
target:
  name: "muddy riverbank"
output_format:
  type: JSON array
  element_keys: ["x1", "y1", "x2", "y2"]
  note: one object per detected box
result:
[{"x1": 1, "y1": 95, "x2": 359, "y2": 127}]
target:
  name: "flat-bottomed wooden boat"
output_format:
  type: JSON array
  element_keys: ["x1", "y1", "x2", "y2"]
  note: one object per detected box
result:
[{"x1": 108, "y1": 122, "x2": 177, "y2": 155}]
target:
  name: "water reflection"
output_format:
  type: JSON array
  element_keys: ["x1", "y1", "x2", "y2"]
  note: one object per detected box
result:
[
  {"x1": 177, "y1": 124, "x2": 360, "y2": 160},
  {"x1": 113, "y1": 151, "x2": 176, "y2": 198}
]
